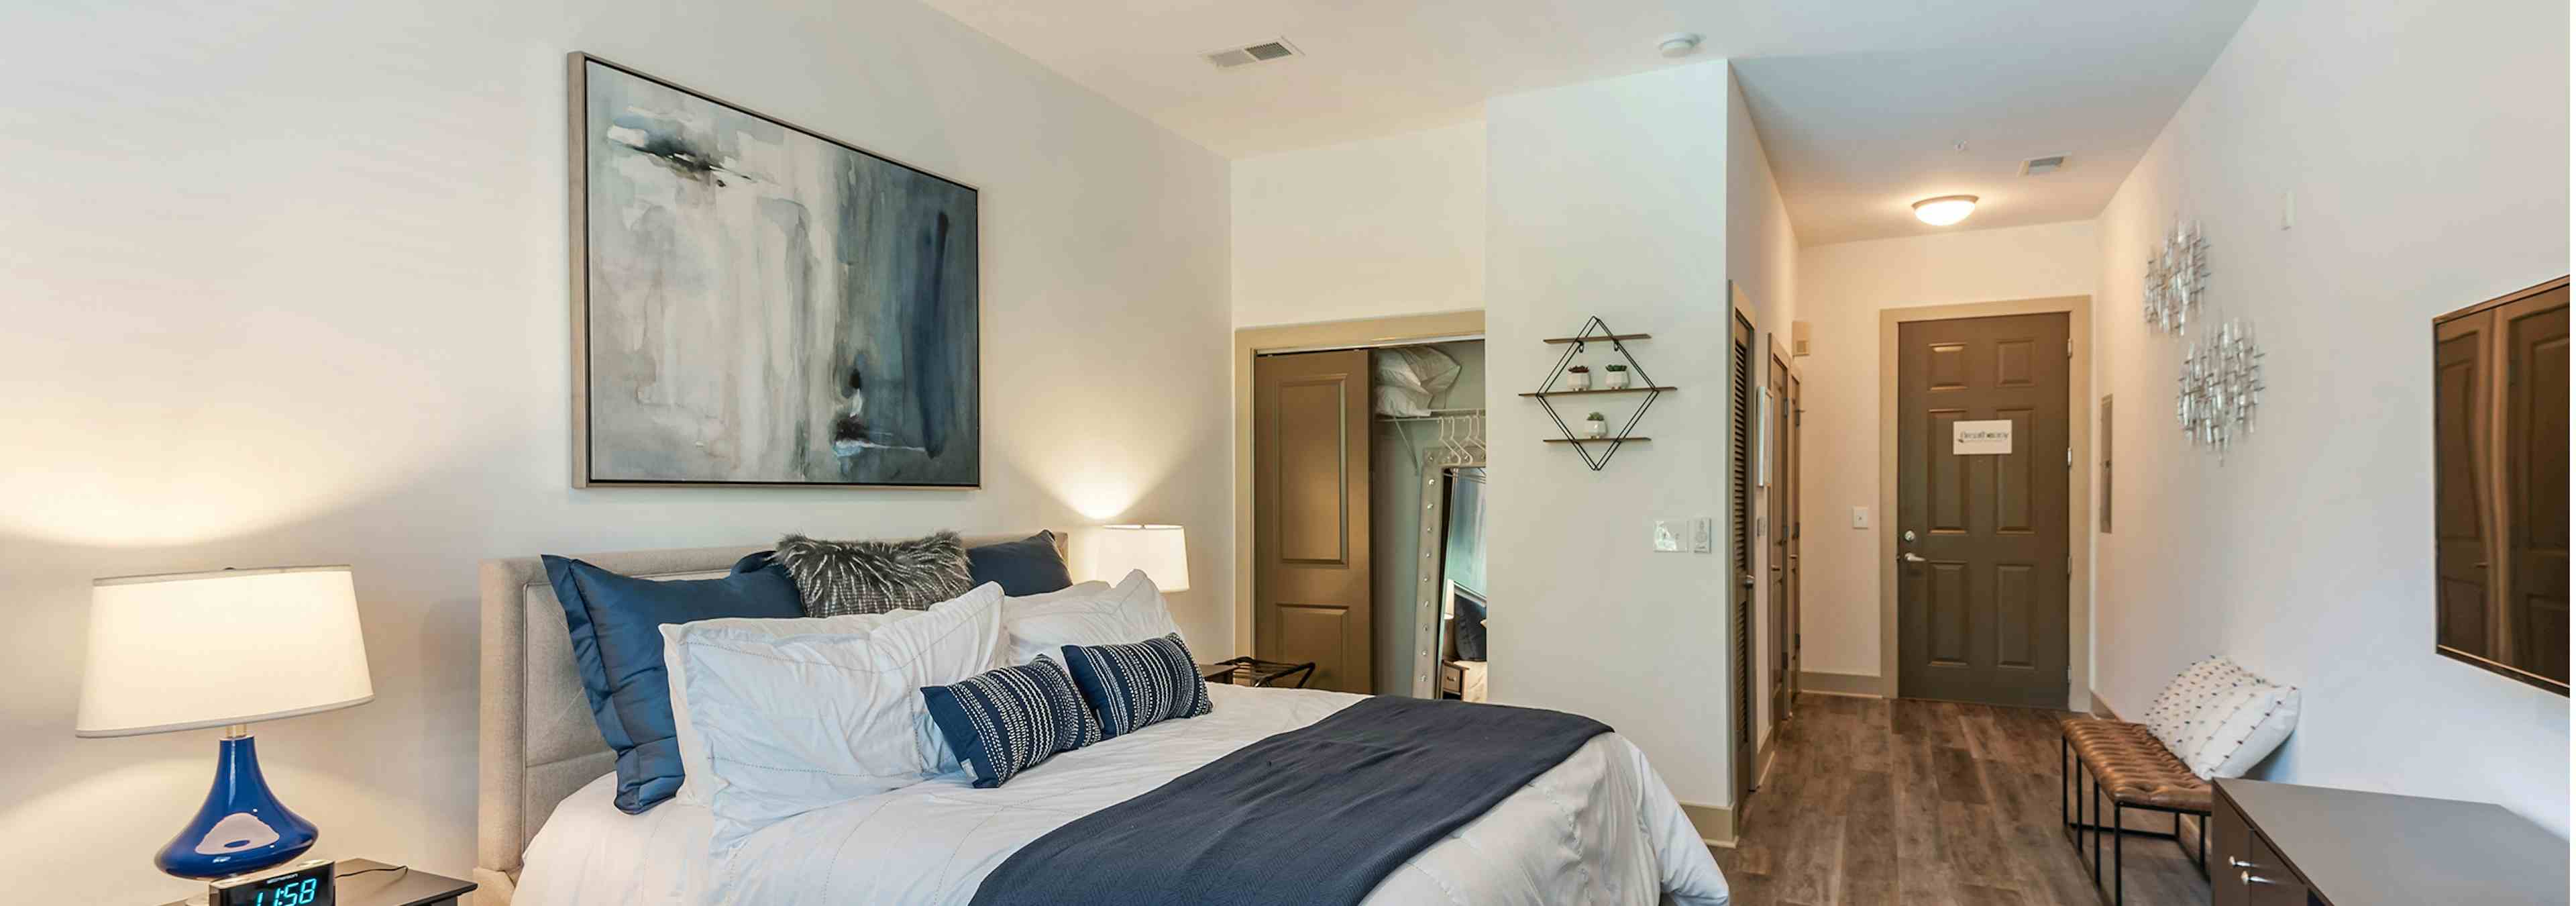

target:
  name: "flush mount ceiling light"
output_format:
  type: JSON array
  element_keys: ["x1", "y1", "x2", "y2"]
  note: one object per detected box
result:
[
  {"x1": 1657, "y1": 33, "x2": 1703, "y2": 58},
  {"x1": 1912, "y1": 195, "x2": 1978, "y2": 226}
]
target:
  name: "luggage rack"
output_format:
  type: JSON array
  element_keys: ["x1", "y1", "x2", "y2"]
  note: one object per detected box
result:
[{"x1": 1198, "y1": 656, "x2": 1318, "y2": 689}]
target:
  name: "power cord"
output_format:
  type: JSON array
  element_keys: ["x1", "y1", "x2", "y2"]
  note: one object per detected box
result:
[{"x1": 335, "y1": 864, "x2": 409, "y2": 880}]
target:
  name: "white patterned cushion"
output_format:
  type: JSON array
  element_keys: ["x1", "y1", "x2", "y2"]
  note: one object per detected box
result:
[
  {"x1": 2141, "y1": 656, "x2": 2247, "y2": 751},
  {"x1": 2184, "y1": 683, "x2": 2300, "y2": 778}
]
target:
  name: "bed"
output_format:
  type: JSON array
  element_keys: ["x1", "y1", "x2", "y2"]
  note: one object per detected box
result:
[{"x1": 478, "y1": 535, "x2": 1729, "y2": 905}]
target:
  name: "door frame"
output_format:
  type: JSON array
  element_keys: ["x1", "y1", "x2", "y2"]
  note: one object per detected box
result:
[
  {"x1": 1876, "y1": 295, "x2": 2094, "y2": 710},
  {"x1": 1232, "y1": 309, "x2": 1486, "y2": 658}
]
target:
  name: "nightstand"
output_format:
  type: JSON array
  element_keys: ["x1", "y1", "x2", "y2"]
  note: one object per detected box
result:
[{"x1": 155, "y1": 859, "x2": 476, "y2": 906}]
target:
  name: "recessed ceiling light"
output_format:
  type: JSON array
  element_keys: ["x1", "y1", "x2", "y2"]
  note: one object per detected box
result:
[
  {"x1": 1657, "y1": 33, "x2": 1703, "y2": 58},
  {"x1": 1913, "y1": 195, "x2": 1978, "y2": 226}
]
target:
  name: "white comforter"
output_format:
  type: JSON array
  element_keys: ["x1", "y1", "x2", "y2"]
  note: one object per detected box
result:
[{"x1": 517, "y1": 685, "x2": 1728, "y2": 905}]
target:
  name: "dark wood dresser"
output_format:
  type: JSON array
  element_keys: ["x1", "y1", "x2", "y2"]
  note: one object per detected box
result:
[{"x1": 2212, "y1": 778, "x2": 2567, "y2": 905}]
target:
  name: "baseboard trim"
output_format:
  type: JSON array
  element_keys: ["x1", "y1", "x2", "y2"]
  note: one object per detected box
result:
[
  {"x1": 2090, "y1": 689, "x2": 2120, "y2": 720},
  {"x1": 1682, "y1": 801, "x2": 1735, "y2": 848},
  {"x1": 1799, "y1": 670, "x2": 1884, "y2": 698}
]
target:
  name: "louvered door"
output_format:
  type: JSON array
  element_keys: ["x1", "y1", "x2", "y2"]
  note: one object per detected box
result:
[{"x1": 1728, "y1": 310, "x2": 1755, "y2": 805}]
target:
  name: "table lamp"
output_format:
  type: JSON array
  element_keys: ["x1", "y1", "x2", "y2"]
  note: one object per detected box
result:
[
  {"x1": 77, "y1": 566, "x2": 374, "y2": 881},
  {"x1": 1079, "y1": 524, "x2": 1189, "y2": 591}
]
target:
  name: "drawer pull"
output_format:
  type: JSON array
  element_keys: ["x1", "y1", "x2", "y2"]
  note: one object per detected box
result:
[
  {"x1": 2241, "y1": 870, "x2": 2278, "y2": 886},
  {"x1": 2226, "y1": 857, "x2": 2257, "y2": 869}
]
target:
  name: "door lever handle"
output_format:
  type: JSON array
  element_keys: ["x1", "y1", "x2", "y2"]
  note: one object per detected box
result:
[{"x1": 1900, "y1": 552, "x2": 1927, "y2": 564}]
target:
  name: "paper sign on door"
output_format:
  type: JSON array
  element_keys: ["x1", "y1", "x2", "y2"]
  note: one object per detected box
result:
[{"x1": 1952, "y1": 419, "x2": 2013, "y2": 455}]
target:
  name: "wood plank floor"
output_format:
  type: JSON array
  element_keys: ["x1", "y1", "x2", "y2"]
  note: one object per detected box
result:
[{"x1": 1710, "y1": 694, "x2": 2211, "y2": 906}]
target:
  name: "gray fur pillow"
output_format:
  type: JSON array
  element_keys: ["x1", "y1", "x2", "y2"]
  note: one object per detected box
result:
[{"x1": 774, "y1": 531, "x2": 973, "y2": 617}]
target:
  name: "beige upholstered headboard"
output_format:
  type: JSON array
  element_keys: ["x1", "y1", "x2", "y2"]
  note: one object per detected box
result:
[{"x1": 474, "y1": 532, "x2": 1065, "y2": 905}]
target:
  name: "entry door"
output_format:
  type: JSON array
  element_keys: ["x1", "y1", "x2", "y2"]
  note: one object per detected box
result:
[
  {"x1": 1254, "y1": 350, "x2": 1373, "y2": 693},
  {"x1": 1896, "y1": 313, "x2": 2071, "y2": 707},
  {"x1": 1766, "y1": 350, "x2": 1792, "y2": 727}
]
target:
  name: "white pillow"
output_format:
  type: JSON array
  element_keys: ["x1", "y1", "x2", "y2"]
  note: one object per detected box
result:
[
  {"x1": 2167, "y1": 662, "x2": 2265, "y2": 758},
  {"x1": 665, "y1": 583, "x2": 1002, "y2": 854},
  {"x1": 662, "y1": 609, "x2": 925, "y2": 807},
  {"x1": 2186, "y1": 683, "x2": 2300, "y2": 779},
  {"x1": 1001, "y1": 570, "x2": 1183, "y2": 666},
  {"x1": 2141, "y1": 656, "x2": 2247, "y2": 752}
]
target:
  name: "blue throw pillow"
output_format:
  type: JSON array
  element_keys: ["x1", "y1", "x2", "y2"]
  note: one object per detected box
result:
[
  {"x1": 966, "y1": 531, "x2": 1073, "y2": 597},
  {"x1": 922, "y1": 654, "x2": 1103, "y2": 788},
  {"x1": 1061, "y1": 634, "x2": 1213, "y2": 739},
  {"x1": 543, "y1": 552, "x2": 800, "y2": 813}
]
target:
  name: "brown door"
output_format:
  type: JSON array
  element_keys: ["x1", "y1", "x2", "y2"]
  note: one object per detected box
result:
[
  {"x1": 2434, "y1": 311, "x2": 2498, "y2": 656},
  {"x1": 1766, "y1": 349, "x2": 1792, "y2": 727},
  {"x1": 1728, "y1": 311, "x2": 1756, "y2": 806},
  {"x1": 1254, "y1": 350, "x2": 1373, "y2": 693},
  {"x1": 2501, "y1": 291, "x2": 2568, "y2": 683},
  {"x1": 1896, "y1": 313, "x2": 2071, "y2": 707},
  {"x1": 1786, "y1": 371, "x2": 1803, "y2": 703}
]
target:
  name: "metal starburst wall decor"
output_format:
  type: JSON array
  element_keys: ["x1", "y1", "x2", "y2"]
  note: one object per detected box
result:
[
  {"x1": 2142, "y1": 219, "x2": 2208, "y2": 334},
  {"x1": 2176, "y1": 317, "x2": 2265, "y2": 458}
]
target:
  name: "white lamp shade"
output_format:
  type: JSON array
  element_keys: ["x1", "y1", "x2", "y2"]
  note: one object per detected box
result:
[
  {"x1": 1078, "y1": 525, "x2": 1189, "y2": 592},
  {"x1": 77, "y1": 566, "x2": 374, "y2": 738}
]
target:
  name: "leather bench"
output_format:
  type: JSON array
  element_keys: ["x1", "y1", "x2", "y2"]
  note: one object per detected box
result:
[{"x1": 2061, "y1": 717, "x2": 2210, "y2": 904}]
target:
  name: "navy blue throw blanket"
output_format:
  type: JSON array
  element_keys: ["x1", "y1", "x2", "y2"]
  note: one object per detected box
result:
[{"x1": 970, "y1": 695, "x2": 1611, "y2": 906}]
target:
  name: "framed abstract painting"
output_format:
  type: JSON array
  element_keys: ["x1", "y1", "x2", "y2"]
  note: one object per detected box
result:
[{"x1": 569, "y1": 53, "x2": 979, "y2": 488}]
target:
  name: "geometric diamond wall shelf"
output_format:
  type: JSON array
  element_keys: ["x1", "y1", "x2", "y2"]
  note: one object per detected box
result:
[{"x1": 1519, "y1": 315, "x2": 1674, "y2": 471}]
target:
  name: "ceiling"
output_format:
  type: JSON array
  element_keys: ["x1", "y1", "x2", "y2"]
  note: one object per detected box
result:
[{"x1": 920, "y1": 0, "x2": 2259, "y2": 244}]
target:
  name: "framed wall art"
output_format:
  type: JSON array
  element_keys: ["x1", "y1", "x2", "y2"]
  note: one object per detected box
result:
[{"x1": 570, "y1": 53, "x2": 979, "y2": 488}]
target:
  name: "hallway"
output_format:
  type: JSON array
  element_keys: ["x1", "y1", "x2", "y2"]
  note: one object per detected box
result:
[{"x1": 1711, "y1": 694, "x2": 2210, "y2": 906}]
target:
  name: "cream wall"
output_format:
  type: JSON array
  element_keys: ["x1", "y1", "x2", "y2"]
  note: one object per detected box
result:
[
  {"x1": 1794, "y1": 221, "x2": 2100, "y2": 682},
  {"x1": 1725, "y1": 67, "x2": 1801, "y2": 748},
  {"x1": 0, "y1": 1, "x2": 1232, "y2": 901},
  {"x1": 1485, "y1": 60, "x2": 1754, "y2": 814},
  {"x1": 1231, "y1": 119, "x2": 1487, "y2": 328},
  {"x1": 2091, "y1": 0, "x2": 2568, "y2": 834}
]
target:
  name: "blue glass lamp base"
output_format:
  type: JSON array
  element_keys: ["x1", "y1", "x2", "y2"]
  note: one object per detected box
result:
[{"x1": 156, "y1": 732, "x2": 319, "y2": 880}]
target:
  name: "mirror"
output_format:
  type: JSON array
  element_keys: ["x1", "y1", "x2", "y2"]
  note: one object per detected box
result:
[{"x1": 2432, "y1": 277, "x2": 2569, "y2": 695}]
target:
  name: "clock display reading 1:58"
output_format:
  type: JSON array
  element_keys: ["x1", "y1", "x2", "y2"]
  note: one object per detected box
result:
[
  {"x1": 254, "y1": 878, "x2": 322, "y2": 905},
  {"x1": 213, "y1": 863, "x2": 333, "y2": 906}
]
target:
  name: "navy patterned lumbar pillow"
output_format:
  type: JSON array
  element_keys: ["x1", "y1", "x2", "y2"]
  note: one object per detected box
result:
[
  {"x1": 1061, "y1": 634, "x2": 1214, "y2": 740},
  {"x1": 922, "y1": 654, "x2": 1103, "y2": 788},
  {"x1": 775, "y1": 531, "x2": 972, "y2": 616}
]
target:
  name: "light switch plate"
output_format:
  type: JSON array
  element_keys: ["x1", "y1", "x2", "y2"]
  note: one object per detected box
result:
[
  {"x1": 1690, "y1": 517, "x2": 1714, "y2": 552},
  {"x1": 1850, "y1": 506, "x2": 1870, "y2": 529},
  {"x1": 1652, "y1": 519, "x2": 1683, "y2": 552}
]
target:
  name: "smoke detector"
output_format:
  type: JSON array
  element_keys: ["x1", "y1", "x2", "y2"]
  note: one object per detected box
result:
[
  {"x1": 2021, "y1": 154, "x2": 2070, "y2": 176},
  {"x1": 1657, "y1": 33, "x2": 1703, "y2": 58},
  {"x1": 1205, "y1": 39, "x2": 1300, "y2": 69}
]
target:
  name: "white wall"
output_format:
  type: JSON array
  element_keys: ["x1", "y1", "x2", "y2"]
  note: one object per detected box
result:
[
  {"x1": 1231, "y1": 119, "x2": 1487, "y2": 328},
  {"x1": 2092, "y1": 0, "x2": 2569, "y2": 834},
  {"x1": 0, "y1": 1, "x2": 1233, "y2": 901},
  {"x1": 1793, "y1": 221, "x2": 2100, "y2": 681},
  {"x1": 1725, "y1": 67, "x2": 1801, "y2": 747},
  {"x1": 1485, "y1": 60, "x2": 1747, "y2": 813}
]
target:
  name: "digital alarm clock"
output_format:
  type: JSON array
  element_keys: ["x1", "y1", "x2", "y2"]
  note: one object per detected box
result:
[{"x1": 207, "y1": 858, "x2": 334, "y2": 906}]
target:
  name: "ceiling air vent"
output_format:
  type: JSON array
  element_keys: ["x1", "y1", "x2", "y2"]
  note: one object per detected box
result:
[
  {"x1": 2021, "y1": 154, "x2": 2070, "y2": 176},
  {"x1": 1205, "y1": 39, "x2": 1300, "y2": 69}
]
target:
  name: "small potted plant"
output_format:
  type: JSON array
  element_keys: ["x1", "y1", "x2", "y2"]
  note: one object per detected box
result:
[
  {"x1": 1565, "y1": 364, "x2": 1591, "y2": 391},
  {"x1": 1603, "y1": 363, "x2": 1631, "y2": 389},
  {"x1": 1583, "y1": 411, "x2": 1608, "y2": 438}
]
